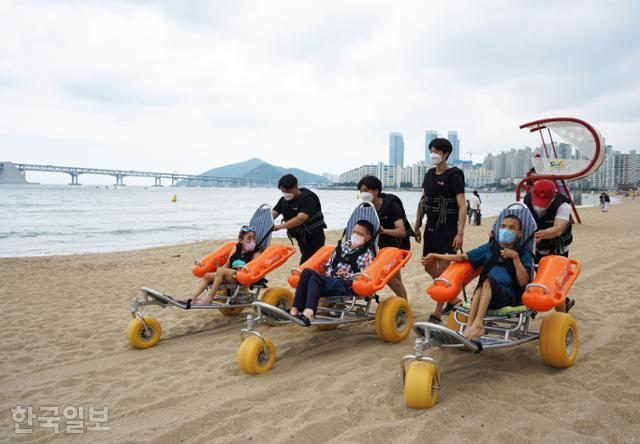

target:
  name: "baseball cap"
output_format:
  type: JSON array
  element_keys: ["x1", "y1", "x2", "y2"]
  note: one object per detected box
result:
[{"x1": 532, "y1": 180, "x2": 556, "y2": 207}]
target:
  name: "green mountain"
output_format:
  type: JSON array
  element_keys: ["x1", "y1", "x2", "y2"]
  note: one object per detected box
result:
[{"x1": 180, "y1": 158, "x2": 329, "y2": 186}]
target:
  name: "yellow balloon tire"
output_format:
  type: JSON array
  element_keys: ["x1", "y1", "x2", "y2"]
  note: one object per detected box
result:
[
  {"x1": 219, "y1": 306, "x2": 245, "y2": 316},
  {"x1": 126, "y1": 316, "x2": 162, "y2": 349},
  {"x1": 447, "y1": 310, "x2": 468, "y2": 332},
  {"x1": 374, "y1": 297, "x2": 390, "y2": 339},
  {"x1": 404, "y1": 361, "x2": 439, "y2": 409},
  {"x1": 237, "y1": 336, "x2": 276, "y2": 375},
  {"x1": 539, "y1": 312, "x2": 579, "y2": 368},
  {"x1": 261, "y1": 287, "x2": 294, "y2": 310},
  {"x1": 376, "y1": 296, "x2": 413, "y2": 343}
]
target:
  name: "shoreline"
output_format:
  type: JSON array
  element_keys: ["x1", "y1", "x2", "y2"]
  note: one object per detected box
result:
[{"x1": 0, "y1": 200, "x2": 611, "y2": 259}]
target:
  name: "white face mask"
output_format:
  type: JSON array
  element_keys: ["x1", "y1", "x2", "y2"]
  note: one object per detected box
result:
[
  {"x1": 360, "y1": 192, "x2": 374, "y2": 203},
  {"x1": 430, "y1": 152, "x2": 443, "y2": 166},
  {"x1": 350, "y1": 234, "x2": 365, "y2": 248},
  {"x1": 533, "y1": 205, "x2": 546, "y2": 216},
  {"x1": 282, "y1": 193, "x2": 295, "y2": 201}
]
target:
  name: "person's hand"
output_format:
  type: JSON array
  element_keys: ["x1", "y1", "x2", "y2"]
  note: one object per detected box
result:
[
  {"x1": 231, "y1": 270, "x2": 238, "y2": 278},
  {"x1": 452, "y1": 233, "x2": 464, "y2": 250},
  {"x1": 379, "y1": 227, "x2": 386, "y2": 236},
  {"x1": 421, "y1": 253, "x2": 435, "y2": 267},
  {"x1": 335, "y1": 268, "x2": 348, "y2": 278},
  {"x1": 414, "y1": 225, "x2": 422, "y2": 243},
  {"x1": 534, "y1": 231, "x2": 545, "y2": 242},
  {"x1": 273, "y1": 224, "x2": 283, "y2": 232},
  {"x1": 500, "y1": 248, "x2": 518, "y2": 260}
]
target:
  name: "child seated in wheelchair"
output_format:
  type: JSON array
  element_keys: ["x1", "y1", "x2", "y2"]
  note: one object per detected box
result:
[
  {"x1": 184, "y1": 226, "x2": 262, "y2": 305},
  {"x1": 290, "y1": 220, "x2": 376, "y2": 325},
  {"x1": 421, "y1": 215, "x2": 533, "y2": 340}
]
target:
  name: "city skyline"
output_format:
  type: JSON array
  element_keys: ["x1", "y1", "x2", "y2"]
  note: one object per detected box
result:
[{"x1": 1, "y1": 1, "x2": 638, "y2": 185}]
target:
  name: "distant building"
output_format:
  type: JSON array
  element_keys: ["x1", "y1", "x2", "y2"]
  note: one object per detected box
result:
[
  {"x1": 389, "y1": 132, "x2": 404, "y2": 167},
  {"x1": 339, "y1": 163, "x2": 402, "y2": 189},
  {"x1": 403, "y1": 161, "x2": 433, "y2": 188},
  {"x1": 424, "y1": 130, "x2": 438, "y2": 161},
  {"x1": 447, "y1": 131, "x2": 460, "y2": 163}
]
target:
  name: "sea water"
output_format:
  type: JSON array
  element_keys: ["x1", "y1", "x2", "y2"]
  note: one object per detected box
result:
[{"x1": 0, "y1": 185, "x2": 600, "y2": 257}]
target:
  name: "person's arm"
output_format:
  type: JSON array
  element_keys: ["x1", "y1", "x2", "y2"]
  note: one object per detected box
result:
[
  {"x1": 271, "y1": 210, "x2": 280, "y2": 220},
  {"x1": 414, "y1": 192, "x2": 425, "y2": 243},
  {"x1": 380, "y1": 218, "x2": 406, "y2": 238},
  {"x1": 421, "y1": 252, "x2": 468, "y2": 266},
  {"x1": 274, "y1": 212, "x2": 309, "y2": 231},
  {"x1": 534, "y1": 204, "x2": 570, "y2": 242},
  {"x1": 452, "y1": 193, "x2": 467, "y2": 250},
  {"x1": 500, "y1": 249, "x2": 530, "y2": 287}
]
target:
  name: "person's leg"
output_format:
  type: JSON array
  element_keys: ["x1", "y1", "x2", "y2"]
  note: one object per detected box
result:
[
  {"x1": 465, "y1": 287, "x2": 483, "y2": 325},
  {"x1": 292, "y1": 269, "x2": 316, "y2": 315},
  {"x1": 302, "y1": 272, "x2": 325, "y2": 320},
  {"x1": 199, "y1": 268, "x2": 237, "y2": 304},
  {"x1": 387, "y1": 271, "x2": 408, "y2": 300},
  {"x1": 299, "y1": 232, "x2": 325, "y2": 265},
  {"x1": 188, "y1": 272, "x2": 217, "y2": 300},
  {"x1": 463, "y1": 279, "x2": 493, "y2": 340}
]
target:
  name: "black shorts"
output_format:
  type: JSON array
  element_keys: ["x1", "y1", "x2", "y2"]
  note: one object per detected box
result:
[
  {"x1": 534, "y1": 250, "x2": 569, "y2": 265},
  {"x1": 475, "y1": 277, "x2": 520, "y2": 309},
  {"x1": 298, "y1": 231, "x2": 326, "y2": 265},
  {"x1": 422, "y1": 227, "x2": 456, "y2": 256}
]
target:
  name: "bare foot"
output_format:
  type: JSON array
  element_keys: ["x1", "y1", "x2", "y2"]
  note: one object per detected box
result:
[
  {"x1": 303, "y1": 308, "x2": 315, "y2": 321},
  {"x1": 289, "y1": 307, "x2": 299, "y2": 316},
  {"x1": 463, "y1": 324, "x2": 485, "y2": 340}
]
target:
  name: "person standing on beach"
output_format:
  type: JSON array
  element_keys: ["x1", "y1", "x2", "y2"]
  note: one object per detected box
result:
[
  {"x1": 414, "y1": 138, "x2": 467, "y2": 324},
  {"x1": 523, "y1": 179, "x2": 574, "y2": 312},
  {"x1": 357, "y1": 175, "x2": 414, "y2": 300},
  {"x1": 272, "y1": 174, "x2": 327, "y2": 264},
  {"x1": 468, "y1": 190, "x2": 481, "y2": 226}
]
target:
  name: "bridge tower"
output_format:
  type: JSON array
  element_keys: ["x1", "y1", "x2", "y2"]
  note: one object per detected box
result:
[
  {"x1": 69, "y1": 172, "x2": 80, "y2": 185},
  {"x1": 114, "y1": 174, "x2": 125, "y2": 186},
  {"x1": 154, "y1": 176, "x2": 163, "y2": 187}
]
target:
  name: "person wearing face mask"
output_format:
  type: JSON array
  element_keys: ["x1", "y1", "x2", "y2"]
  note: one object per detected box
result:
[
  {"x1": 272, "y1": 174, "x2": 327, "y2": 264},
  {"x1": 523, "y1": 179, "x2": 574, "y2": 312},
  {"x1": 183, "y1": 226, "x2": 262, "y2": 305},
  {"x1": 422, "y1": 215, "x2": 533, "y2": 340},
  {"x1": 289, "y1": 220, "x2": 376, "y2": 325},
  {"x1": 356, "y1": 175, "x2": 414, "y2": 299},
  {"x1": 415, "y1": 138, "x2": 467, "y2": 324},
  {"x1": 523, "y1": 180, "x2": 573, "y2": 263}
]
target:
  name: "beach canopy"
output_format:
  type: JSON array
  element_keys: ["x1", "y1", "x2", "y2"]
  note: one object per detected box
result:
[{"x1": 521, "y1": 117, "x2": 606, "y2": 181}]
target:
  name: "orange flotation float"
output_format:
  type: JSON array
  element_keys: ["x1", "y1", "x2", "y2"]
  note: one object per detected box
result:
[
  {"x1": 288, "y1": 245, "x2": 335, "y2": 288},
  {"x1": 192, "y1": 241, "x2": 237, "y2": 278},
  {"x1": 522, "y1": 256, "x2": 581, "y2": 312},
  {"x1": 236, "y1": 244, "x2": 297, "y2": 286},
  {"x1": 426, "y1": 261, "x2": 482, "y2": 302},
  {"x1": 351, "y1": 248, "x2": 412, "y2": 296}
]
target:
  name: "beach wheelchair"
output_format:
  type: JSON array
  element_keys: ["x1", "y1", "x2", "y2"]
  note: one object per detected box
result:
[
  {"x1": 236, "y1": 202, "x2": 413, "y2": 374},
  {"x1": 126, "y1": 204, "x2": 296, "y2": 349},
  {"x1": 400, "y1": 203, "x2": 581, "y2": 408}
]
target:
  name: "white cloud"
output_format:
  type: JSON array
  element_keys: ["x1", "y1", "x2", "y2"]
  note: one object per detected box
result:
[{"x1": 0, "y1": 0, "x2": 638, "y2": 184}]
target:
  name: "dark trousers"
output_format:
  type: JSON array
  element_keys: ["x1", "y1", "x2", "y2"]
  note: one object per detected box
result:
[
  {"x1": 293, "y1": 269, "x2": 353, "y2": 313},
  {"x1": 298, "y1": 231, "x2": 326, "y2": 264},
  {"x1": 534, "y1": 250, "x2": 569, "y2": 265}
]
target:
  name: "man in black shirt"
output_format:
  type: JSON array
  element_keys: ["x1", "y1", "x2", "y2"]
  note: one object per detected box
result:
[
  {"x1": 415, "y1": 138, "x2": 467, "y2": 324},
  {"x1": 272, "y1": 174, "x2": 327, "y2": 264},
  {"x1": 357, "y1": 175, "x2": 414, "y2": 299}
]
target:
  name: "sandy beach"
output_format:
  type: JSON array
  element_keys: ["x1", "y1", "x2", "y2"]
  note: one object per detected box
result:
[{"x1": 2, "y1": 201, "x2": 640, "y2": 443}]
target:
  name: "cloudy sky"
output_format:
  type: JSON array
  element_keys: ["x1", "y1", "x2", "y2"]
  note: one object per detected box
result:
[{"x1": 1, "y1": 0, "x2": 639, "y2": 184}]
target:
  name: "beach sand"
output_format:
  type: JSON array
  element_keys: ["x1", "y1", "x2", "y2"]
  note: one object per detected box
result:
[{"x1": 2, "y1": 201, "x2": 640, "y2": 443}]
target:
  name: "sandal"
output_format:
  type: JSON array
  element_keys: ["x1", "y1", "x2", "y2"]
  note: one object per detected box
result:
[
  {"x1": 442, "y1": 299, "x2": 462, "y2": 315},
  {"x1": 565, "y1": 297, "x2": 575, "y2": 313},
  {"x1": 427, "y1": 314, "x2": 442, "y2": 324}
]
